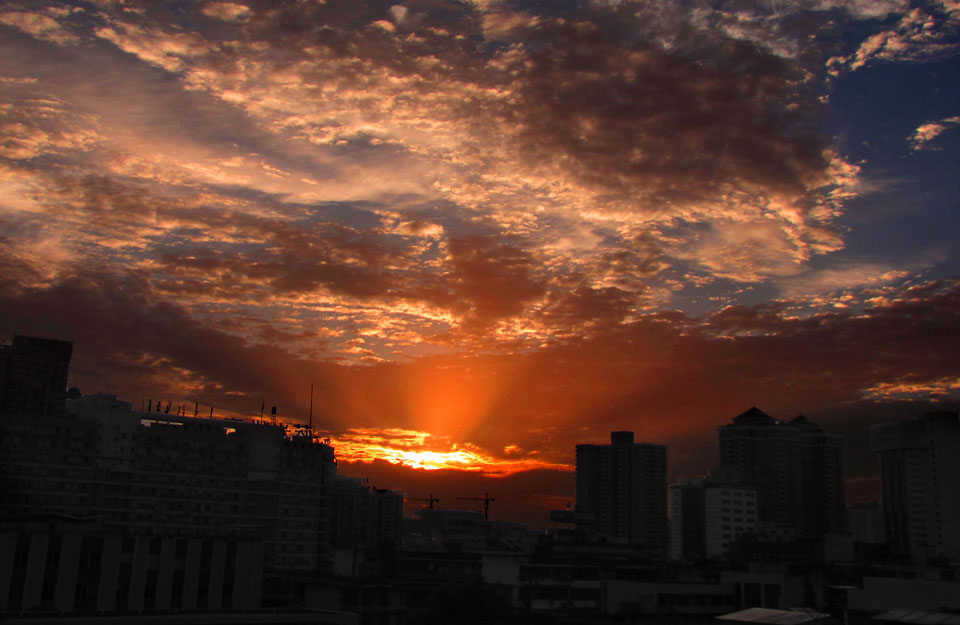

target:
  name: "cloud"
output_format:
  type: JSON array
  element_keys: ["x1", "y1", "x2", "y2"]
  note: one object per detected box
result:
[
  {"x1": 827, "y1": 1, "x2": 960, "y2": 74},
  {"x1": 64, "y1": 0, "x2": 863, "y2": 291},
  {"x1": 1, "y1": 1, "x2": 958, "y2": 518},
  {"x1": 0, "y1": 8, "x2": 80, "y2": 46},
  {"x1": 908, "y1": 115, "x2": 960, "y2": 150},
  {"x1": 202, "y1": 2, "x2": 250, "y2": 22}
]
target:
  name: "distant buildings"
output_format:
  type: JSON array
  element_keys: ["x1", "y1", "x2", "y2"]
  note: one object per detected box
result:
[
  {"x1": 871, "y1": 411, "x2": 960, "y2": 560},
  {"x1": 331, "y1": 475, "x2": 404, "y2": 552},
  {"x1": 575, "y1": 431, "x2": 667, "y2": 549},
  {"x1": 669, "y1": 467, "x2": 758, "y2": 561},
  {"x1": 718, "y1": 408, "x2": 846, "y2": 541},
  {"x1": 0, "y1": 335, "x2": 72, "y2": 418}
]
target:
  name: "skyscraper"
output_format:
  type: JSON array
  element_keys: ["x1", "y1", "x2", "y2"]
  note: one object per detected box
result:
[
  {"x1": 871, "y1": 412, "x2": 960, "y2": 560},
  {"x1": 575, "y1": 431, "x2": 667, "y2": 549},
  {"x1": 670, "y1": 467, "x2": 758, "y2": 561},
  {"x1": 0, "y1": 335, "x2": 73, "y2": 418},
  {"x1": 718, "y1": 408, "x2": 845, "y2": 541}
]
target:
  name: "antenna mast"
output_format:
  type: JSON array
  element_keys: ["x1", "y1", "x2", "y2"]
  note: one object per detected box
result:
[{"x1": 309, "y1": 383, "x2": 314, "y2": 431}]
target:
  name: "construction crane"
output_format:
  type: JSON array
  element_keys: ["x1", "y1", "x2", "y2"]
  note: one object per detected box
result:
[
  {"x1": 459, "y1": 492, "x2": 496, "y2": 521},
  {"x1": 407, "y1": 494, "x2": 440, "y2": 509}
]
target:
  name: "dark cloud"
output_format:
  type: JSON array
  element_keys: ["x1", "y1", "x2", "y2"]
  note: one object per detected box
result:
[
  {"x1": 500, "y1": 10, "x2": 830, "y2": 207},
  {"x1": 443, "y1": 235, "x2": 546, "y2": 326}
]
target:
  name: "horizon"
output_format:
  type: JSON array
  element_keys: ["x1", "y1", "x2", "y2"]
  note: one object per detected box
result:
[{"x1": 41, "y1": 359, "x2": 960, "y2": 529}]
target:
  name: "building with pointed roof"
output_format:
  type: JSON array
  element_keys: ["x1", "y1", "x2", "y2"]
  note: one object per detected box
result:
[{"x1": 718, "y1": 408, "x2": 845, "y2": 541}]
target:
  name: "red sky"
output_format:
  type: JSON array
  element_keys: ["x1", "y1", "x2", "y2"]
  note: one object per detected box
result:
[{"x1": 2, "y1": 0, "x2": 959, "y2": 526}]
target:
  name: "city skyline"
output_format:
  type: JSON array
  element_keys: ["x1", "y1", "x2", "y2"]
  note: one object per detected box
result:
[
  {"x1": 3, "y1": 331, "x2": 949, "y2": 531},
  {"x1": 2, "y1": 0, "x2": 960, "y2": 527},
  {"x1": 3, "y1": 332, "x2": 960, "y2": 620}
]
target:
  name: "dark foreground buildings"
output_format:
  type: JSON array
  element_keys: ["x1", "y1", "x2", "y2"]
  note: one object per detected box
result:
[
  {"x1": 3, "y1": 334, "x2": 960, "y2": 623},
  {"x1": 0, "y1": 336, "x2": 401, "y2": 619}
]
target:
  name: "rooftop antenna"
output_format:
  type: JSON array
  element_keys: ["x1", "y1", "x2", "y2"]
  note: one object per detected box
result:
[{"x1": 308, "y1": 383, "x2": 314, "y2": 431}]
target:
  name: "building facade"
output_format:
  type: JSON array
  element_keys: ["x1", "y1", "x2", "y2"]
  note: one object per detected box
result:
[
  {"x1": 575, "y1": 431, "x2": 667, "y2": 549},
  {"x1": 670, "y1": 467, "x2": 758, "y2": 561},
  {"x1": 0, "y1": 335, "x2": 72, "y2": 419},
  {"x1": 871, "y1": 411, "x2": 960, "y2": 560},
  {"x1": 0, "y1": 516, "x2": 264, "y2": 614},
  {"x1": 718, "y1": 408, "x2": 845, "y2": 541},
  {"x1": 331, "y1": 475, "x2": 403, "y2": 552},
  {"x1": 1, "y1": 393, "x2": 336, "y2": 576}
]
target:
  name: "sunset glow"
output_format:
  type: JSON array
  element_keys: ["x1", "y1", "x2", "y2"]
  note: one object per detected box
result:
[
  {"x1": 324, "y1": 428, "x2": 572, "y2": 475},
  {"x1": 2, "y1": 0, "x2": 960, "y2": 523}
]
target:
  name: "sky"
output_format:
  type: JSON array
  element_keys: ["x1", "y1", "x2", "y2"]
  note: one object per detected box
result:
[{"x1": 1, "y1": 0, "x2": 959, "y2": 526}]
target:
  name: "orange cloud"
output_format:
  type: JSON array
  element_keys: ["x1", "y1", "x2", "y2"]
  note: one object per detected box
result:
[{"x1": 325, "y1": 427, "x2": 572, "y2": 475}]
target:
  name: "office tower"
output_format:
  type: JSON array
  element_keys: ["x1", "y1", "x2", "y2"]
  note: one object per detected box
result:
[
  {"x1": 670, "y1": 467, "x2": 758, "y2": 561},
  {"x1": 575, "y1": 431, "x2": 667, "y2": 548},
  {"x1": 718, "y1": 408, "x2": 845, "y2": 541},
  {"x1": 871, "y1": 412, "x2": 960, "y2": 559},
  {"x1": 0, "y1": 335, "x2": 73, "y2": 418}
]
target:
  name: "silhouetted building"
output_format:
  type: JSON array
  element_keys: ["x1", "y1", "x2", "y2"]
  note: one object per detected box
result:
[
  {"x1": 718, "y1": 408, "x2": 845, "y2": 541},
  {"x1": 847, "y1": 500, "x2": 885, "y2": 545},
  {"x1": 791, "y1": 415, "x2": 847, "y2": 540},
  {"x1": 670, "y1": 467, "x2": 758, "y2": 561},
  {"x1": 871, "y1": 411, "x2": 960, "y2": 560},
  {"x1": 0, "y1": 515, "x2": 264, "y2": 613},
  {"x1": 575, "y1": 431, "x2": 667, "y2": 549},
  {"x1": 0, "y1": 335, "x2": 72, "y2": 418},
  {"x1": 331, "y1": 475, "x2": 403, "y2": 552},
  {"x1": 1, "y1": 393, "x2": 336, "y2": 575}
]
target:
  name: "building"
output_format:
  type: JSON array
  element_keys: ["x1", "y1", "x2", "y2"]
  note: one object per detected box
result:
[
  {"x1": 0, "y1": 515, "x2": 265, "y2": 613},
  {"x1": 847, "y1": 501, "x2": 885, "y2": 545},
  {"x1": 0, "y1": 335, "x2": 72, "y2": 419},
  {"x1": 1, "y1": 393, "x2": 337, "y2": 577},
  {"x1": 575, "y1": 431, "x2": 667, "y2": 549},
  {"x1": 871, "y1": 411, "x2": 960, "y2": 560},
  {"x1": 791, "y1": 415, "x2": 847, "y2": 540},
  {"x1": 330, "y1": 475, "x2": 403, "y2": 552},
  {"x1": 670, "y1": 467, "x2": 758, "y2": 561},
  {"x1": 718, "y1": 408, "x2": 845, "y2": 541}
]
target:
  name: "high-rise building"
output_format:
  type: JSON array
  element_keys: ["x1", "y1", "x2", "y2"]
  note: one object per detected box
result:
[
  {"x1": 871, "y1": 412, "x2": 960, "y2": 560},
  {"x1": 575, "y1": 431, "x2": 667, "y2": 549},
  {"x1": 670, "y1": 467, "x2": 758, "y2": 561},
  {"x1": 791, "y1": 414, "x2": 847, "y2": 539},
  {"x1": 718, "y1": 408, "x2": 845, "y2": 541},
  {"x1": 1, "y1": 393, "x2": 336, "y2": 573},
  {"x1": 0, "y1": 335, "x2": 73, "y2": 418}
]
